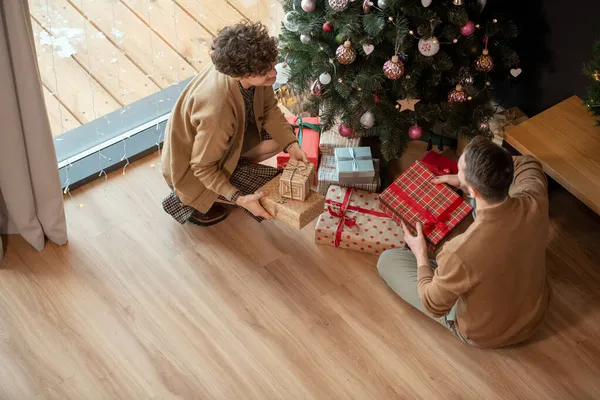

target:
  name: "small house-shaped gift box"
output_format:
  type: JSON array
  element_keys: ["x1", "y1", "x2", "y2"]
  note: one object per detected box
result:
[
  {"x1": 279, "y1": 160, "x2": 314, "y2": 201},
  {"x1": 334, "y1": 147, "x2": 375, "y2": 185}
]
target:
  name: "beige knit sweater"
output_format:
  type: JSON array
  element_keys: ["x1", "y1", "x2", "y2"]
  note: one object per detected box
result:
[
  {"x1": 418, "y1": 156, "x2": 551, "y2": 348},
  {"x1": 161, "y1": 65, "x2": 297, "y2": 213}
]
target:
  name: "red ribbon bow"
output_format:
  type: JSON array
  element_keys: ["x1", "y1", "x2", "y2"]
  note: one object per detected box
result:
[{"x1": 326, "y1": 187, "x2": 390, "y2": 247}]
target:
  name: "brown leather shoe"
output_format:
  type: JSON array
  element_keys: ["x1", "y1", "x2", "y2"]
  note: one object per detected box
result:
[{"x1": 187, "y1": 204, "x2": 229, "y2": 227}]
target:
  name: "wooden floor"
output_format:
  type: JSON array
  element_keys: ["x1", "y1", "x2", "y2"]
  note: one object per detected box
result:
[
  {"x1": 31, "y1": 0, "x2": 282, "y2": 137},
  {"x1": 2, "y1": 152, "x2": 600, "y2": 399}
]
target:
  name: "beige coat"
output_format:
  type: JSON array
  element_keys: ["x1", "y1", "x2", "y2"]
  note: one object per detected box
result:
[{"x1": 161, "y1": 65, "x2": 297, "y2": 213}]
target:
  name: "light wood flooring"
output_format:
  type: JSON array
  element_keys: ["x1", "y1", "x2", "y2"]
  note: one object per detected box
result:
[
  {"x1": 2, "y1": 152, "x2": 600, "y2": 399},
  {"x1": 31, "y1": 0, "x2": 282, "y2": 137}
]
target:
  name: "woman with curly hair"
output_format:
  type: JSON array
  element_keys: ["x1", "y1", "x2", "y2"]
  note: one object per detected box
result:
[{"x1": 161, "y1": 21, "x2": 308, "y2": 226}]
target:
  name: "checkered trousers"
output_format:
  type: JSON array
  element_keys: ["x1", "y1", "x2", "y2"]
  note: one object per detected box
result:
[
  {"x1": 379, "y1": 161, "x2": 472, "y2": 245},
  {"x1": 162, "y1": 156, "x2": 281, "y2": 224}
]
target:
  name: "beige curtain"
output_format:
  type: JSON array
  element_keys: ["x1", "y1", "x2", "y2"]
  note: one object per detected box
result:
[{"x1": 0, "y1": 0, "x2": 67, "y2": 261}]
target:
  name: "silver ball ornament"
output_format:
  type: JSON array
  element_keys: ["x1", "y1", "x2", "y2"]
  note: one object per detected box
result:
[
  {"x1": 360, "y1": 111, "x2": 375, "y2": 128},
  {"x1": 319, "y1": 72, "x2": 332, "y2": 85},
  {"x1": 301, "y1": 0, "x2": 316, "y2": 12},
  {"x1": 283, "y1": 11, "x2": 300, "y2": 32},
  {"x1": 300, "y1": 34, "x2": 311, "y2": 44}
]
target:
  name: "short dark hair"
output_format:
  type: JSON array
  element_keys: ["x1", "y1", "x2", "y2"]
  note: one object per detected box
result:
[
  {"x1": 463, "y1": 136, "x2": 514, "y2": 203},
  {"x1": 210, "y1": 21, "x2": 278, "y2": 77}
]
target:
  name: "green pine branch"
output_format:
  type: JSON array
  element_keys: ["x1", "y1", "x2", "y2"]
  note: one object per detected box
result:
[{"x1": 278, "y1": 0, "x2": 522, "y2": 160}]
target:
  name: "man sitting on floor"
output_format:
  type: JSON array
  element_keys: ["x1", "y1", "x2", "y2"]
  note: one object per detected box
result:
[
  {"x1": 377, "y1": 137, "x2": 551, "y2": 348},
  {"x1": 161, "y1": 21, "x2": 307, "y2": 226}
]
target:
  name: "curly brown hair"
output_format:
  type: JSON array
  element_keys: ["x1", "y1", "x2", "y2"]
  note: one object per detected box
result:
[{"x1": 210, "y1": 21, "x2": 278, "y2": 77}]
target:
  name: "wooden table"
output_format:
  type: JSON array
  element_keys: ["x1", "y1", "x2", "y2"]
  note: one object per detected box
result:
[{"x1": 505, "y1": 96, "x2": 600, "y2": 215}]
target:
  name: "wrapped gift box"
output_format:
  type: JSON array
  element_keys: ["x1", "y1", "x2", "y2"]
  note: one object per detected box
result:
[
  {"x1": 259, "y1": 176, "x2": 324, "y2": 230},
  {"x1": 334, "y1": 147, "x2": 375, "y2": 184},
  {"x1": 319, "y1": 127, "x2": 361, "y2": 156},
  {"x1": 421, "y1": 151, "x2": 458, "y2": 176},
  {"x1": 277, "y1": 116, "x2": 320, "y2": 176},
  {"x1": 490, "y1": 107, "x2": 528, "y2": 145},
  {"x1": 317, "y1": 155, "x2": 380, "y2": 195},
  {"x1": 379, "y1": 161, "x2": 472, "y2": 247},
  {"x1": 279, "y1": 160, "x2": 314, "y2": 201},
  {"x1": 315, "y1": 185, "x2": 405, "y2": 255}
]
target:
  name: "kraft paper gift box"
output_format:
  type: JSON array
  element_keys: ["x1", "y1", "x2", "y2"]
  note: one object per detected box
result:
[
  {"x1": 315, "y1": 185, "x2": 405, "y2": 255},
  {"x1": 379, "y1": 161, "x2": 472, "y2": 248},
  {"x1": 279, "y1": 160, "x2": 314, "y2": 201},
  {"x1": 277, "y1": 116, "x2": 320, "y2": 185},
  {"x1": 319, "y1": 127, "x2": 361, "y2": 156},
  {"x1": 258, "y1": 176, "x2": 324, "y2": 230},
  {"x1": 334, "y1": 147, "x2": 375, "y2": 185},
  {"x1": 489, "y1": 107, "x2": 528, "y2": 145},
  {"x1": 317, "y1": 155, "x2": 380, "y2": 195}
]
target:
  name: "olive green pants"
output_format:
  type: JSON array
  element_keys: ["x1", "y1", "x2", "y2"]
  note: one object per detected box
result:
[{"x1": 377, "y1": 248, "x2": 471, "y2": 344}]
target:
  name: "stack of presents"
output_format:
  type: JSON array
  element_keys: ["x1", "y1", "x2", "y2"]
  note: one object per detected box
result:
[{"x1": 260, "y1": 109, "x2": 527, "y2": 255}]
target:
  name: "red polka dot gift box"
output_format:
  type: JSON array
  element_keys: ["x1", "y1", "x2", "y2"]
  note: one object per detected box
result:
[
  {"x1": 314, "y1": 185, "x2": 405, "y2": 255},
  {"x1": 379, "y1": 161, "x2": 472, "y2": 249}
]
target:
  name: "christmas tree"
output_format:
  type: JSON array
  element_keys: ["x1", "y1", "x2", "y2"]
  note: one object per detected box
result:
[
  {"x1": 278, "y1": 0, "x2": 520, "y2": 160},
  {"x1": 583, "y1": 40, "x2": 600, "y2": 125}
]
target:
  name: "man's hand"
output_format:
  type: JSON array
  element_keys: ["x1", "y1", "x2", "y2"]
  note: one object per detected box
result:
[
  {"x1": 432, "y1": 174, "x2": 460, "y2": 188},
  {"x1": 401, "y1": 221, "x2": 429, "y2": 265},
  {"x1": 287, "y1": 142, "x2": 309, "y2": 163},
  {"x1": 235, "y1": 191, "x2": 274, "y2": 220}
]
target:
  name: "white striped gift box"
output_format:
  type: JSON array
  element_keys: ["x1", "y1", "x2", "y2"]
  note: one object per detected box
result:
[{"x1": 319, "y1": 128, "x2": 361, "y2": 156}]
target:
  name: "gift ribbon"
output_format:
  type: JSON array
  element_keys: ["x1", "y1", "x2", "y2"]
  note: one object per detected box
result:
[
  {"x1": 326, "y1": 187, "x2": 390, "y2": 247},
  {"x1": 282, "y1": 161, "x2": 310, "y2": 200},
  {"x1": 386, "y1": 184, "x2": 464, "y2": 238},
  {"x1": 422, "y1": 162, "x2": 452, "y2": 176},
  {"x1": 348, "y1": 148, "x2": 360, "y2": 176},
  {"x1": 291, "y1": 117, "x2": 321, "y2": 147}
]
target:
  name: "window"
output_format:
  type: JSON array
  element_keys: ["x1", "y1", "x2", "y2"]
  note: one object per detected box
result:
[{"x1": 31, "y1": 0, "x2": 283, "y2": 190}]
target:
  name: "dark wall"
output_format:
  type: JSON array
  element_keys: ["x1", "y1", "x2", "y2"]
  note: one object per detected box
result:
[{"x1": 486, "y1": 0, "x2": 600, "y2": 116}]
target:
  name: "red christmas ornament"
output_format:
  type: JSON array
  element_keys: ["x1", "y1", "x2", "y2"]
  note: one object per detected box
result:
[
  {"x1": 338, "y1": 124, "x2": 354, "y2": 137},
  {"x1": 323, "y1": 22, "x2": 333, "y2": 32},
  {"x1": 408, "y1": 124, "x2": 423, "y2": 140},
  {"x1": 460, "y1": 20, "x2": 476, "y2": 36},
  {"x1": 373, "y1": 93, "x2": 380, "y2": 103},
  {"x1": 311, "y1": 79, "x2": 322, "y2": 95}
]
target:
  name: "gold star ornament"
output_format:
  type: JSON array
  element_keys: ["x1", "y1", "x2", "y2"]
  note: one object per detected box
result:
[{"x1": 396, "y1": 98, "x2": 420, "y2": 112}]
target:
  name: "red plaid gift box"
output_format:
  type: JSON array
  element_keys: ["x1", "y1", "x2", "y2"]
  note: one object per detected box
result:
[
  {"x1": 379, "y1": 161, "x2": 472, "y2": 246},
  {"x1": 421, "y1": 151, "x2": 458, "y2": 176}
]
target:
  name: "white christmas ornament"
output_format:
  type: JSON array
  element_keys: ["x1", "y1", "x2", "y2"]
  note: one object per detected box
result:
[
  {"x1": 378, "y1": 0, "x2": 387, "y2": 8},
  {"x1": 363, "y1": 43, "x2": 375, "y2": 55},
  {"x1": 421, "y1": 0, "x2": 432, "y2": 6},
  {"x1": 478, "y1": 0, "x2": 487, "y2": 11},
  {"x1": 510, "y1": 67, "x2": 523, "y2": 77},
  {"x1": 360, "y1": 111, "x2": 375, "y2": 128},
  {"x1": 319, "y1": 72, "x2": 332, "y2": 85},
  {"x1": 301, "y1": 0, "x2": 316, "y2": 12},
  {"x1": 418, "y1": 37, "x2": 440, "y2": 57},
  {"x1": 300, "y1": 34, "x2": 311, "y2": 44},
  {"x1": 275, "y1": 62, "x2": 291, "y2": 84},
  {"x1": 283, "y1": 11, "x2": 300, "y2": 32}
]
